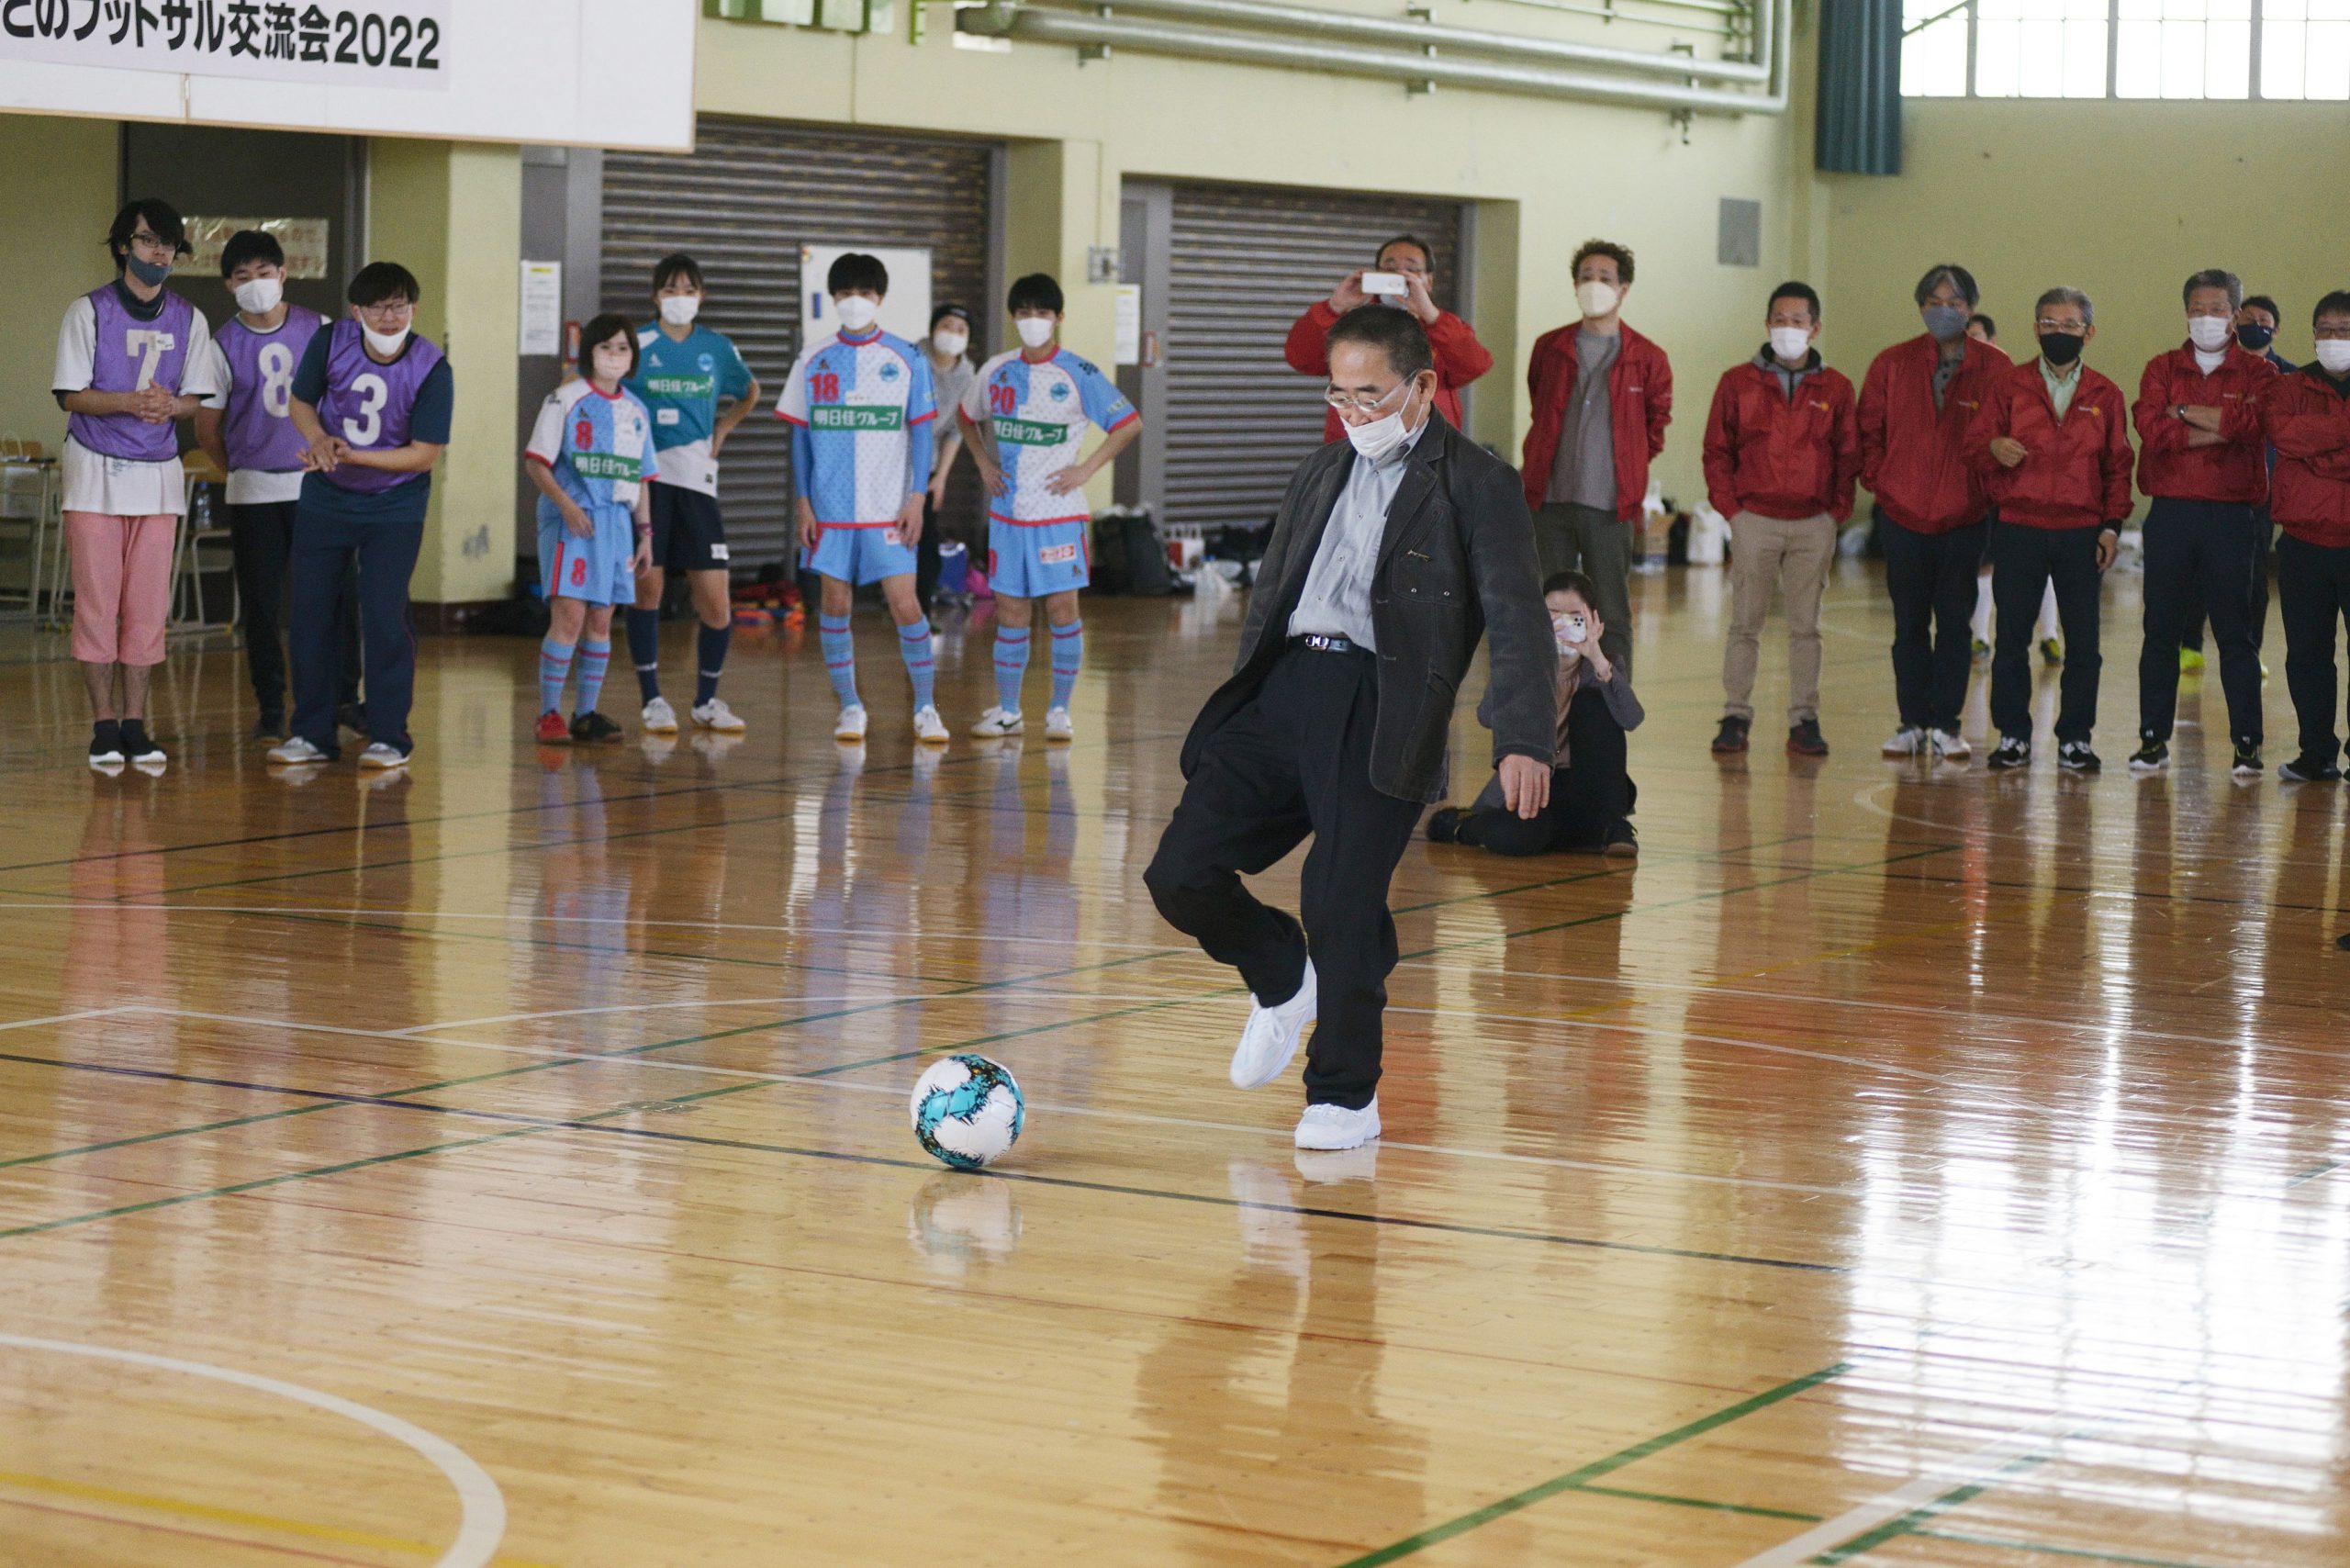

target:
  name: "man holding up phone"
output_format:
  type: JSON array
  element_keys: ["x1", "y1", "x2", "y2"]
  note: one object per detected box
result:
[{"x1": 1284, "y1": 234, "x2": 1492, "y2": 446}]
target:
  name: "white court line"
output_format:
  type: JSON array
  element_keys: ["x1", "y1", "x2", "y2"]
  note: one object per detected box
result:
[
  {"x1": 0, "y1": 1007, "x2": 137, "y2": 1034},
  {"x1": 0, "y1": 1332, "x2": 507, "y2": 1568},
  {"x1": 1729, "y1": 1432, "x2": 2050, "y2": 1566}
]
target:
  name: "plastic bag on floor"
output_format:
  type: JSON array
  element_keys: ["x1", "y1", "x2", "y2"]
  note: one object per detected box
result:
[{"x1": 1687, "y1": 503, "x2": 1729, "y2": 566}]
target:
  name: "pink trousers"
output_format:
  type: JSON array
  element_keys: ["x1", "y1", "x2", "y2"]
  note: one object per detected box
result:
[{"x1": 67, "y1": 510, "x2": 177, "y2": 666}]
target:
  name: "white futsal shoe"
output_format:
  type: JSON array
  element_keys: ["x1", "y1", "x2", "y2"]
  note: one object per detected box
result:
[
  {"x1": 834, "y1": 704, "x2": 869, "y2": 743},
  {"x1": 641, "y1": 696, "x2": 679, "y2": 734},
  {"x1": 691, "y1": 697, "x2": 746, "y2": 734},
  {"x1": 267, "y1": 736, "x2": 328, "y2": 766},
  {"x1": 1294, "y1": 1097, "x2": 1381, "y2": 1151},
  {"x1": 1044, "y1": 706, "x2": 1074, "y2": 742},
  {"x1": 358, "y1": 743, "x2": 410, "y2": 770},
  {"x1": 1230, "y1": 960, "x2": 1317, "y2": 1090},
  {"x1": 1928, "y1": 727, "x2": 1971, "y2": 760},
  {"x1": 969, "y1": 705, "x2": 1024, "y2": 737},
  {"x1": 1881, "y1": 726, "x2": 1925, "y2": 756},
  {"x1": 912, "y1": 705, "x2": 950, "y2": 745}
]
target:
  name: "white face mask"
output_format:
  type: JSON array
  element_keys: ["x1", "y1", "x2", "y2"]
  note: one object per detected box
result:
[
  {"x1": 1341, "y1": 381, "x2": 1420, "y2": 464},
  {"x1": 1553, "y1": 611, "x2": 1588, "y2": 656},
  {"x1": 834, "y1": 296, "x2": 878, "y2": 333},
  {"x1": 2317, "y1": 341, "x2": 2350, "y2": 375},
  {"x1": 233, "y1": 276, "x2": 284, "y2": 316},
  {"x1": 1576, "y1": 279, "x2": 1621, "y2": 320},
  {"x1": 659, "y1": 294, "x2": 701, "y2": 327},
  {"x1": 932, "y1": 327, "x2": 968, "y2": 357},
  {"x1": 1015, "y1": 316, "x2": 1057, "y2": 350},
  {"x1": 1768, "y1": 326, "x2": 1812, "y2": 363},
  {"x1": 2188, "y1": 315, "x2": 2234, "y2": 352},
  {"x1": 362, "y1": 325, "x2": 409, "y2": 357}
]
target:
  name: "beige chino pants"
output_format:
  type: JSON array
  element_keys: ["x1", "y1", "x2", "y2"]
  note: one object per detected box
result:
[{"x1": 1719, "y1": 510, "x2": 1836, "y2": 726}]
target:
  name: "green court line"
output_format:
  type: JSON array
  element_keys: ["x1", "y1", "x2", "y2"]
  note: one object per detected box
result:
[
  {"x1": 1564, "y1": 1482, "x2": 1824, "y2": 1522},
  {"x1": 0, "y1": 1103, "x2": 325, "y2": 1170},
  {"x1": 1908, "y1": 1528, "x2": 2224, "y2": 1568},
  {"x1": 1330, "y1": 1361, "x2": 1851, "y2": 1566},
  {"x1": 1809, "y1": 1450, "x2": 2053, "y2": 1565}
]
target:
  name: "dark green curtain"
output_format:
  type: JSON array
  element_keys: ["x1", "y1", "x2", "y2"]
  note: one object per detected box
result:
[{"x1": 1817, "y1": 0, "x2": 1905, "y2": 175}]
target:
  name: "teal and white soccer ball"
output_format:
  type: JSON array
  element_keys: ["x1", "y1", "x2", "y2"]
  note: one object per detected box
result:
[{"x1": 910, "y1": 1054, "x2": 1025, "y2": 1170}]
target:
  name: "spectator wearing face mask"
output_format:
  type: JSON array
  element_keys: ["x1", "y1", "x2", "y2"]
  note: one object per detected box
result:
[
  {"x1": 2129, "y1": 268, "x2": 2281, "y2": 778},
  {"x1": 1284, "y1": 234, "x2": 1492, "y2": 446},
  {"x1": 921, "y1": 303, "x2": 979, "y2": 613},
  {"x1": 2261, "y1": 291, "x2": 2350, "y2": 785},
  {"x1": 2183, "y1": 292, "x2": 2301, "y2": 669},
  {"x1": 1519, "y1": 239, "x2": 1673, "y2": 680},
  {"x1": 1859, "y1": 263, "x2": 2010, "y2": 763}
]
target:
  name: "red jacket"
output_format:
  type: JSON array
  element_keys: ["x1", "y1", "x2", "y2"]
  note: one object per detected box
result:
[
  {"x1": 1517, "y1": 322, "x2": 1673, "y2": 521},
  {"x1": 2132, "y1": 342, "x2": 2278, "y2": 503},
  {"x1": 1701, "y1": 355, "x2": 1861, "y2": 522},
  {"x1": 1964, "y1": 359, "x2": 2133, "y2": 530},
  {"x1": 2262, "y1": 368, "x2": 2350, "y2": 547},
  {"x1": 1284, "y1": 302, "x2": 1493, "y2": 444},
  {"x1": 1857, "y1": 333, "x2": 2009, "y2": 535}
]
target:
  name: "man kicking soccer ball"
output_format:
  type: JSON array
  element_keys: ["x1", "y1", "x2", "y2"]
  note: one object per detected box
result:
[{"x1": 960, "y1": 273, "x2": 1141, "y2": 743}]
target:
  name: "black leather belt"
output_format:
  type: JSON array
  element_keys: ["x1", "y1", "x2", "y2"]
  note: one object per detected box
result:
[{"x1": 1288, "y1": 633, "x2": 1368, "y2": 655}]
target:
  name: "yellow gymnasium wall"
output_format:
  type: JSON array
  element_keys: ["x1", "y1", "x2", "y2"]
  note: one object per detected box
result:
[{"x1": 0, "y1": 116, "x2": 126, "y2": 461}]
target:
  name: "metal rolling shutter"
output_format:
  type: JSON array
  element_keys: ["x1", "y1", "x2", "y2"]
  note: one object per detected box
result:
[
  {"x1": 1162, "y1": 183, "x2": 1464, "y2": 534},
  {"x1": 601, "y1": 117, "x2": 996, "y2": 567}
]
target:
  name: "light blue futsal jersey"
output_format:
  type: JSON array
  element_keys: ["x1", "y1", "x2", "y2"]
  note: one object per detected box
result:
[
  {"x1": 777, "y1": 326, "x2": 936, "y2": 525},
  {"x1": 629, "y1": 323, "x2": 754, "y2": 496},
  {"x1": 962, "y1": 347, "x2": 1136, "y2": 596},
  {"x1": 528, "y1": 378, "x2": 655, "y2": 606}
]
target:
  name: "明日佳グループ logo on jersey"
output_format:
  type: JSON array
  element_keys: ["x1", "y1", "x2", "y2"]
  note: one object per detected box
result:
[
  {"x1": 643, "y1": 374, "x2": 714, "y2": 398},
  {"x1": 991, "y1": 417, "x2": 1067, "y2": 445},
  {"x1": 572, "y1": 452, "x2": 643, "y2": 481},
  {"x1": 812, "y1": 406, "x2": 906, "y2": 431}
]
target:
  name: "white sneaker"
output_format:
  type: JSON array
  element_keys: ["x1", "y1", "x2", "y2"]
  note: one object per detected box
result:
[
  {"x1": 834, "y1": 704, "x2": 869, "y2": 743},
  {"x1": 912, "y1": 704, "x2": 950, "y2": 745},
  {"x1": 268, "y1": 736, "x2": 329, "y2": 766},
  {"x1": 357, "y1": 743, "x2": 410, "y2": 770},
  {"x1": 969, "y1": 705, "x2": 1024, "y2": 737},
  {"x1": 1044, "y1": 706, "x2": 1074, "y2": 742},
  {"x1": 641, "y1": 696, "x2": 679, "y2": 734},
  {"x1": 1294, "y1": 1097, "x2": 1381, "y2": 1151},
  {"x1": 1881, "y1": 726, "x2": 1925, "y2": 756},
  {"x1": 691, "y1": 697, "x2": 746, "y2": 734},
  {"x1": 1928, "y1": 727, "x2": 1971, "y2": 760},
  {"x1": 1230, "y1": 960, "x2": 1316, "y2": 1090}
]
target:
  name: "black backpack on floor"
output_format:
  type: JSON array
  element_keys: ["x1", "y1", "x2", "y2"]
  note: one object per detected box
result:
[{"x1": 1091, "y1": 509, "x2": 1175, "y2": 597}]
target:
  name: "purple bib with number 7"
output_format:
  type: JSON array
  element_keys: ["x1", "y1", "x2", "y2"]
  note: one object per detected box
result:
[
  {"x1": 314, "y1": 318, "x2": 446, "y2": 496},
  {"x1": 67, "y1": 285, "x2": 196, "y2": 464}
]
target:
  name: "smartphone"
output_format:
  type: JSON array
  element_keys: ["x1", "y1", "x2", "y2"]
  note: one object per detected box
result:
[{"x1": 1361, "y1": 272, "x2": 1409, "y2": 297}]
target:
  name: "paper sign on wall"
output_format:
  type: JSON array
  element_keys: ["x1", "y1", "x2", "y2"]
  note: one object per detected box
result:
[
  {"x1": 519, "y1": 261, "x2": 564, "y2": 356},
  {"x1": 1114, "y1": 285, "x2": 1142, "y2": 367},
  {"x1": 185, "y1": 217, "x2": 330, "y2": 279}
]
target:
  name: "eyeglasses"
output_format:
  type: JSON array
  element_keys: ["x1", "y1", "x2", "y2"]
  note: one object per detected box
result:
[
  {"x1": 2034, "y1": 319, "x2": 2087, "y2": 333},
  {"x1": 128, "y1": 230, "x2": 175, "y2": 257},
  {"x1": 357, "y1": 300, "x2": 416, "y2": 322},
  {"x1": 1324, "y1": 379, "x2": 1412, "y2": 415}
]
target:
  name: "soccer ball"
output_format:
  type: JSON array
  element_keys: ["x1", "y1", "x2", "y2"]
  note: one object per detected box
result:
[{"x1": 910, "y1": 1054, "x2": 1025, "y2": 1170}]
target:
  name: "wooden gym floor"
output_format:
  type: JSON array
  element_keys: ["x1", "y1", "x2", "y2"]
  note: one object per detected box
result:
[{"x1": 0, "y1": 558, "x2": 2344, "y2": 1568}]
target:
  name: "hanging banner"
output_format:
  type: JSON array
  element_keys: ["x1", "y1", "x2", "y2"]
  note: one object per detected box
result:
[{"x1": 0, "y1": 2, "x2": 451, "y2": 91}]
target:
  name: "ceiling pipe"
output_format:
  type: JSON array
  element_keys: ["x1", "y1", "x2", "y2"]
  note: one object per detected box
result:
[
  {"x1": 959, "y1": 0, "x2": 1787, "y2": 116},
  {"x1": 1046, "y1": 0, "x2": 1772, "y2": 84}
]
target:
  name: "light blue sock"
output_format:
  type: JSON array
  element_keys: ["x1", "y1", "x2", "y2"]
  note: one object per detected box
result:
[
  {"x1": 575, "y1": 640, "x2": 610, "y2": 715},
  {"x1": 898, "y1": 618, "x2": 936, "y2": 710},
  {"x1": 993, "y1": 626, "x2": 1031, "y2": 713},
  {"x1": 1049, "y1": 620, "x2": 1084, "y2": 710},
  {"x1": 819, "y1": 614, "x2": 860, "y2": 708},
  {"x1": 538, "y1": 637, "x2": 575, "y2": 714}
]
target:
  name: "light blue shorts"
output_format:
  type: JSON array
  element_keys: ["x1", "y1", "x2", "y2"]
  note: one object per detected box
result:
[
  {"x1": 810, "y1": 523, "x2": 918, "y2": 587},
  {"x1": 537, "y1": 502, "x2": 636, "y2": 607},
  {"x1": 987, "y1": 517, "x2": 1091, "y2": 599}
]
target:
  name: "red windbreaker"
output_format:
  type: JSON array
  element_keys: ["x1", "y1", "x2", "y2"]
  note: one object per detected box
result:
[
  {"x1": 1964, "y1": 359, "x2": 2134, "y2": 530},
  {"x1": 2131, "y1": 342, "x2": 2278, "y2": 503},
  {"x1": 1701, "y1": 355, "x2": 1861, "y2": 522},
  {"x1": 1857, "y1": 333, "x2": 2010, "y2": 535},
  {"x1": 1517, "y1": 322, "x2": 1673, "y2": 521},
  {"x1": 2262, "y1": 368, "x2": 2350, "y2": 547},
  {"x1": 1283, "y1": 302, "x2": 1494, "y2": 444}
]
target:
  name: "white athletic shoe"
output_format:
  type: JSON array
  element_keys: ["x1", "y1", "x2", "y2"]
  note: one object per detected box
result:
[
  {"x1": 267, "y1": 736, "x2": 329, "y2": 766},
  {"x1": 1044, "y1": 706, "x2": 1074, "y2": 742},
  {"x1": 641, "y1": 696, "x2": 679, "y2": 734},
  {"x1": 969, "y1": 705, "x2": 1024, "y2": 737},
  {"x1": 1881, "y1": 726, "x2": 1925, "y2": 756},
  {"x1": 691, "y1": 697, "x2": 746, "y2": 734},
  {"x1": 1293, "y1": 1097, "x2": 1381, "y2": 1152},
  {"x1": 1230, "y1": 960, "x2": 1317, "y2": 1091},
  {"x1": 834, "y1": 704, "x2": 869, "y2": 743},
  {"x1": 912, "y1": 705, "x2": 950, "y2": 745},
  {"x1": 1928, "y1": 728, "x2": 1971, "y2": 760},
  {"x1": 358, "y1": 743, "x2": 411, "y2": 770}
]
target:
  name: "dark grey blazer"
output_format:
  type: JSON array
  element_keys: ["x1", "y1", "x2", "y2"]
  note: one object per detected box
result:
[{"x1": 1179, "y1": 412, "x2": 1556, "y2": 804}]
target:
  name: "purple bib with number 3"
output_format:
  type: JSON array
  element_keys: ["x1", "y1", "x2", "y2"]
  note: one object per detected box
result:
[
  {"x1": 315, "y1": 318, "x2": 445, "y2": 495},
  {"x1": 67, "y1": 285, "x2": 196, "y2": 464}
]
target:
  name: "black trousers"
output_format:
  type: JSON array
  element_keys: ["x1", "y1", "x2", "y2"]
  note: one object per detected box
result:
[
  {"x1": 1880, "y1": 514, "x2": 1985, "y2": 734},
  {"x1": 1988, "y1": 521, "x2": 2105, "y2": 745},
  {"x1": 2277, "y1": 532, "x2": 2350, "y2": 766},
  {"x1": 2182, "y1": 508, "x2": 2273, "y2": 655},
  {"x1": 229, "y1": 500, "x2": 361, "y2": 719},
  {"x1": 1456, "y1": 685, "x2": 1634, "y2": 856},
  {"x1": 2138, "y1": 497, "x2": 2264, "y2": 746},
  {"x1": 290, "y1": 510, "x2": 424, "y2": 757},
  {"x1": 1145, "y1": 648, "x2": 1423, "y2": 1109}
]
